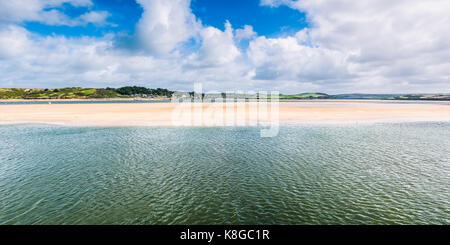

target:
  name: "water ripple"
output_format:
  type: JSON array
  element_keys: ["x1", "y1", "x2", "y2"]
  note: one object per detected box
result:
[{"x1": 0, "y1": 123, "x2": 449, "y2": 224}]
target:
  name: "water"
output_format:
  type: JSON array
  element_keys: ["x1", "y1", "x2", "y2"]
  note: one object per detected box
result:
[
  {"x1": 2, "y1": 100, "x2": 450, "y2": 105},
  {"x1": 0, "y1": 123, "x2": 449, "y2": 224}
]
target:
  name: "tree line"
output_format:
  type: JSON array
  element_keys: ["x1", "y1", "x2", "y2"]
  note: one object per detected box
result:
[{"x1": 107, "y1": 86, "x2": 174, "y2": 97}]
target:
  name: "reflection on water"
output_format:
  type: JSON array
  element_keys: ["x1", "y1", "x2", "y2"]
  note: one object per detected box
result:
[{"x1": 0, "y1": 123, "x2": 449, "y2": 224}]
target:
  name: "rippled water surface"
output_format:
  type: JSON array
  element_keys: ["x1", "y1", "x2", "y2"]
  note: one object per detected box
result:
[{"x1": 0, "y1": 123, "x2": 449, "y2": 224}]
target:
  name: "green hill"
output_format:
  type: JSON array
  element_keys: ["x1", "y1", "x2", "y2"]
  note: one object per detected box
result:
[
  {"x1": 0, "y1": 88, "x2": 126, "y2": 99},
  {"x1": 0, "y1": 87, "x2": 174, "y2": 99},
  {"x1": 1, "y1": 88, "x2": 449, "y2": 101},
  {"x1": 333, "y1": 94, "x2": 400, "y2": 100},
  {"x1": 334, "y1": 93, "x2": 450, "y2": 100},
  {"x1": 279, "y1": 93, "x2": 332, "y2": 99},
  {"x1": 393, "y1": 94, "x2": 450, "y2": 100}
]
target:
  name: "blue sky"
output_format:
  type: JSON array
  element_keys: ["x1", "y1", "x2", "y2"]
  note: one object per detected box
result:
[
  {"x1": 191, "y1": 0, "x2": 308, "y2": 36},
  {"x1": 0, "y1": 0, "x2": 449, "y2": 93},
  {"x1": 23, "y1": 0, "x2": 143, "y2": 37},
  {"x1": 23, "y1": 0, "x2": 308, "y2": 38}
]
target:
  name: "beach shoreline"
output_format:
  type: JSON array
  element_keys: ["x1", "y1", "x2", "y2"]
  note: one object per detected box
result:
[
  {"x1": 0, "y1": 98, "x2": 170, "y2": 102},
  {"x1": 1, "y1": 101, "x2": 450, "y2": 126},
  {"x1": 1, "y1": 98, "x2": 450, "y2": 103}
]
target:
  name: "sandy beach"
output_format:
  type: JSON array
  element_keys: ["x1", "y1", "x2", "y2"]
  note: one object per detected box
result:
[{"x1": 1, "y1": 101, "x2": 450, "y2": 126}]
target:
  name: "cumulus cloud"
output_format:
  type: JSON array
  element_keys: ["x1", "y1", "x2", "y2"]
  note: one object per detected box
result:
[
  {"x1": 0, "y1": 25, "x2": 31, "y2": 59},
  {"x1": 259, "y1": 0, "x2": 450, "y2": 92},
  {"x1": 186, "y1": 21, "x2": 241, "y2": 67},
  {"x1": 235, "y1": 25, "x2": 257, "y2": 41},
  {"x1": 77, "y1": 11, "x2": 111, "y2": 26},
  {"x1": 248, "y1": 35, "x2": 350, "y2": 81},
  {"x1": 0, "y1": 0, "x2": 450, "y2": 93},
  {"x1": 135, "y1": 0, "x2": 201, "y2": 55},
  {"x1": 0, "y1": 25, "x2": 242, "y2": 91},
  {"x1": 133, "y1": 1, "x2": 242, "y2": 73},
  {"x1": 0, "y1": 0, "x2": 109, "y2": 26}
]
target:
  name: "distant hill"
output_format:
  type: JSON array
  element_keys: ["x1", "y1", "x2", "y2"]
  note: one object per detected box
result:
[
  {"x1": 1, "y1": 88, "x2": 449, "y2": 101},
  {"x1": 393, "y1": 94, "x2": 450, "y2": 100},
  {"x1": 0, "y1": 87, "x2": 173, "y2": 99},
  {"x1": 279, "y1": 93, "x2": 332, "y2": 99},
  {"x1": 278, "y1": 93, "x2": 450, "y2": 101},
  {"x1": 332, "y1": 94, "x2": 402, "y2": 100},
  {"x1": 279, "y1": 93, "x2": 423, "y2": 100},
  {"x1": 333, "y1": 93, "x2": 450, "y2": 100},
  {"x1": 0, "y1": 88, "x2": 123, "y2": 99}
]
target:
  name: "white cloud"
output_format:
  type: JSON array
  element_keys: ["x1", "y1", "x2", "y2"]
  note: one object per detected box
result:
[
  {"x1": 135, "y1": 1, "x2": 241, "y2": 68},
  {"x1": 0, "y1": 25, "x2": 31, "y2": 59},
  {"x1": 248, "y1": 35, "x2": 349, "y2": 82},
  {"x1": 0, "y1": 23, "x2": 244, "y2": 91},
  {"x1": 259, "y1": 0, "x2": 450, "y2": 92},
  {"x1": 135, "y1": 0, "x2": 201, "y2": 55},
  {"x1": 77, "y1": 11, "x2": 110, "y2": 26},
  {"x1": 0, "y1": 0, "x2": 109, "y2": 26},
  {"x1": 235, "y1": 25, "x2": 257, "y2": 41},
  {"x1": 1, "y1": 0, "x2": 450, "y2": 93},
  {"x1": 186, "y1": 21, "x2": 241, "y2": 67}
]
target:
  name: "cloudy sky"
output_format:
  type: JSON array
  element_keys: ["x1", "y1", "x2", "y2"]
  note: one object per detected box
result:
[{"x1": 1, "y1": 0, "x2": 449, "y2": 93}]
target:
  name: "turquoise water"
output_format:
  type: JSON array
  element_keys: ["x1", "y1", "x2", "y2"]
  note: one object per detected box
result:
[{"x1": 0, "y1": 123, "x2": 449, "y2": 224}]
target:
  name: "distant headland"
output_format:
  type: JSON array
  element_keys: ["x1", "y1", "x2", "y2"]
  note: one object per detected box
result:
[{"x1": 0, "y1": 87, "x2": 449, "y2": 101}]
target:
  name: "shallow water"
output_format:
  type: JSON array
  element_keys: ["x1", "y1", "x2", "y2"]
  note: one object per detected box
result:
[
  {"x1": 1, "y1": 99, "x2": 449, "y2": 106},
  {"x1": 0, "y1": 123, "x2": 449, "y2": 224}
]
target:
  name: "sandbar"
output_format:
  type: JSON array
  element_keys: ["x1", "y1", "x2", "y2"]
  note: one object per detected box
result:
[{"x1": 1, "y1": 101, "x2": 450, "y2": 126}]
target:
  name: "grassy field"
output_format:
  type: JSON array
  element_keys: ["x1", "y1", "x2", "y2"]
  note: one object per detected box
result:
[
  {"x1": 279, "y1": 93, "x2": 332, "y2": 99},
  {"x1": 333, "y1": 94, "x2": 400, "y2": 100},
  {"x1": 393, "y1": 94, "x2": 450, "y2": 100},
  {"x1": 0, "y1": 88, "x2": 128, "y2": 99},
  {"x1": 257, "y1": 93, "x2": 331, "y2": 99}
]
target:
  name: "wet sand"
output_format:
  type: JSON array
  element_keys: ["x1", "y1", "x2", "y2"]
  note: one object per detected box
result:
[{"x1": 1, "y1": 101, "x2": 450, "y2": 126}]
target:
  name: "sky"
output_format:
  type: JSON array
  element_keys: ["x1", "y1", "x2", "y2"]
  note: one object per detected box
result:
[{"x1": 1, "y1": 0, "x2": 450, "y2": 93}]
